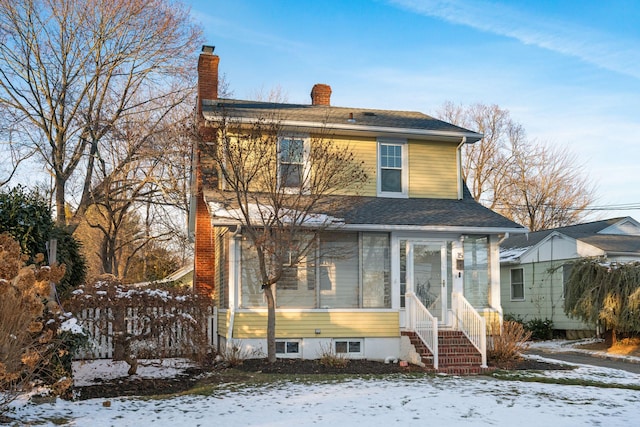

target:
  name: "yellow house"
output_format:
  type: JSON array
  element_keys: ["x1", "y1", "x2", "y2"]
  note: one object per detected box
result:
[{"x1": 191, "y1": 46, "x2": 526, "y2": 373}]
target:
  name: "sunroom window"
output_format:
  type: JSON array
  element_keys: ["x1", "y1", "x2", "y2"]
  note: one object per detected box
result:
[
  {"x1": 463, "y1": 235, "x2": 490, "y2": 308},
  {"x1": 239, "y1": 232, "x2": 391, "y2": 309}
]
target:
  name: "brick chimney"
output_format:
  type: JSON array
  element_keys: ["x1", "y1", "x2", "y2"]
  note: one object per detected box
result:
[
  {"x1": 197, "y1": 45, "x2": 219, "y2": 115},
  {"x1": 310, "y1": 83, "x2": 332, "y2": 106},
  {"x1": 194, "y1": 44, "x2": 218, "y2": 297}
]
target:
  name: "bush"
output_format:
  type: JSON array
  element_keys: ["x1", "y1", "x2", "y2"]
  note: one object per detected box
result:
[
  {"x1": 0, "y1": 186, "x2": 86, "y2": 297},
  {"x1": 0, "y1": 233, "x2": 71, "y2": 414},
  {"x1": 503, "y1": 313, "x2": 555, "y2": 341},
  {"x1": 217, "y1": 341, "x2": 263, "y2": 367},
  {"x1": 318, "y1": 343, "x2": 349, "y2": 369},
  {"x1": 488, "y1": 320, "x2": 532, "y2": 368},
  {"x1": 525, "y1": 318, "x2": 554, "y2": 340}
]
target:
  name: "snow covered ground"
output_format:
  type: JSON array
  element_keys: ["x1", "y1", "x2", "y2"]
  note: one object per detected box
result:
[{"x1": 5, "y1": 341, "x2": 640, "y2": 426}]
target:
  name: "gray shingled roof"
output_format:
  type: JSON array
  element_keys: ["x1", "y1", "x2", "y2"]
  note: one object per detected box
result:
[
  {"x1": 318, "y1": 195, "x2": 525, "y2": 229},
  {"x1": 501, "y1": 217, "x2": 640, "y2": 254},
  {"x1": 201, "y1": 99, "x2": 482, "y2": 141},
  {"x1": 204, "y1": 190, "x2": 525, "y2": 231}
]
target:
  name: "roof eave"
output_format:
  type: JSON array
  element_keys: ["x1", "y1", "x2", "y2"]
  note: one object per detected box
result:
[
  {"x1": 202, "y1": 114, "x2": 482, "y2": 143},
  {"x1": 208, "y1": 217, "x2": 525, "y2": 235}
]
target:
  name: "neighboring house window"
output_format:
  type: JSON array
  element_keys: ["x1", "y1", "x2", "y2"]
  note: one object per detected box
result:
[
  {"x1": 279, "y1": 136, "x2": 307, "y2": 188},
  {"x1": 335, "y1": 339, "x2": 362, "y2": 355},
  {"x1": 378, "y1": 140, "x2": 407, "y2": 196},
  {"x1": 463, "y1": 235, "x2": 490, "y2": 308},
  {"x1": 510, "y1": 268, "x2": 525, "y2": 301}
]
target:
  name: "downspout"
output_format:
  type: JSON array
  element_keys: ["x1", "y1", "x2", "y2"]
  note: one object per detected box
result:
[
  {"x1": 456, "y1": 136, "x2": 467, "y2": 200},
  {"x1": 550, "y1": 235, "x2": 555, "y2": 319}
]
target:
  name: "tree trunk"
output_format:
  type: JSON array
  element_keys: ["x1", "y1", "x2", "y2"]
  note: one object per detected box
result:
[
  {"x1": 264, "y1": 284, "x2": 277, "y2": 363},
  {"x1": 604, "y1": 329, "x2": 617, "y2": 347},
  {"x1": 55, "y1": 175, "x2": 67, "y2": 226}
]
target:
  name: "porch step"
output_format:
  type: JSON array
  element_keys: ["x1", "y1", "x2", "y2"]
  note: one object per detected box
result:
[{"x1": 402, "y1": 330, "x2": 487, "y2": 375}]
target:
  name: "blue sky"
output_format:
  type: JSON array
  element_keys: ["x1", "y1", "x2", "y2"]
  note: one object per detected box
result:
[{"x1": 187, "y1": 0, "x2": 640, "y2": 222}]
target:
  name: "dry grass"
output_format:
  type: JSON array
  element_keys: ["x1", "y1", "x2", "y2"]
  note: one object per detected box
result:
[{"x1": 488, "y1": 320, "x2": 532, "y2": 368}]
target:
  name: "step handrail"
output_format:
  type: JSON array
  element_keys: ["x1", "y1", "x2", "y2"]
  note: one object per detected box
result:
[
  {"x1": 451, "y1": 291, "x2": 487, "y2": 368},
  {"x1": 405, "y1": 291, "x2": 438, "y2": 370}
]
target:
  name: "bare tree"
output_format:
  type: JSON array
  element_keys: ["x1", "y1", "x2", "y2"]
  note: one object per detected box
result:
[
  {"x1": 502, "y1": 142, "x2": 594, "y2": 231},
  {"x1": 0, "y1": 0, "x2": 202, "y2": 227},
  {"x1": 79, "y1": 96, "x2": 193, "y2": 280},
  {"x1": 0, "y1": 105, "x2": 35, "y2": 187},
  {"x1": 201, "y1": 114, "x2": 368, "y2": 362},
  {"x1": 437, "y1": 102, "x2": 596, "y2": 231}
]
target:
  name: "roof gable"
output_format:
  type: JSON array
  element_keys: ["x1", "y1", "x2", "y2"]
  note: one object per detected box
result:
[
  {"x1": 599, "y1": 217, "x2": 640, "y2": 236},
  {"x1": 500, "y1": 217, "x2": 640, "y2": 263}
]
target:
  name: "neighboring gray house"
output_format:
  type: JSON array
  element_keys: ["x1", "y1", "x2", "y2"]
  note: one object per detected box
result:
[{"x1": 499, "y1": 217, "x2": 640, "y2": 338}]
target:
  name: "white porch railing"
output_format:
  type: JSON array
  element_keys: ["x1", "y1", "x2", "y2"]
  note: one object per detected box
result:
[
  {"x1": 405, "y1": 291, "x2": 438, "y2": 370},
  {"x1": 451, "y1": 291, "x2": 487, "y2": 368}
]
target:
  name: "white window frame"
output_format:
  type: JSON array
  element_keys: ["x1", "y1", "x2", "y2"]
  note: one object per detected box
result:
[
  {"x1": 510, "y1": 267, "x2": 525, "y2": 301},
  {"x1": 377, "y1": 139, "x2": 408, "y2": 197},
  {"x1": 275, "y1": 339, "x2": 302, "y2": 358},
  {"x1": 334, "y1": 339, "x2": 363, "y2": 356},
  {"x1": 278, "y1": 135, "x2": 310, "y2": 191}
]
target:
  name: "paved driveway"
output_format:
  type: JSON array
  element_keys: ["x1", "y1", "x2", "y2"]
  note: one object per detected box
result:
[{"x1": 526, "y1": 348, "x2": 640, "y2": 374}]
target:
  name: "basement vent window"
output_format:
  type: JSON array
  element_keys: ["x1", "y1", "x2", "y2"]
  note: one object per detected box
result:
[
  {"x1": 276, "y1": 340, "x2": 301, "y2": 357},
  {"x1": 335, "y1": 339, "x2": 362, "y2": 355}
]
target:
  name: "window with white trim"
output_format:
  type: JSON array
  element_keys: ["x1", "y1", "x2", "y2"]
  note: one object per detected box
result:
[
  {"x1": 279, "y1": 137, "x2": 307, "y2": 188},
  {"x1": 335, "y1": 339, "x2": 362, "y2": 355},
  {"x1": 510, "y1": 268, "x2": 525, "y2": 301},
  {"x1": 378, "y1": 140, "x2": 407, "y2": 196},
  {"x1": 275, "y1": 340, "x2": 301, "y2": 357}
]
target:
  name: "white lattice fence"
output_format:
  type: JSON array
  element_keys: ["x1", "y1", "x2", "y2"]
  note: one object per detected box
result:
[{"x1": 74, "y1": 306, "x2": 216, "y2": 360}]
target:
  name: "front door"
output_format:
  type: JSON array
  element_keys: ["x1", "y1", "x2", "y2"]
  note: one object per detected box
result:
[{"x1": 407, "y1": 241, "x2": 448, "y2": 324}]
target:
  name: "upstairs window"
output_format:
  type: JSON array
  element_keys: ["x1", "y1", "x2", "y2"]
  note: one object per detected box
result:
[
  {"x1": 279, "y1": 137, "x2": 307, "y2": 188},
  {"x1": 378, "y1": 140, "x2": 407, "y2": 196}
]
